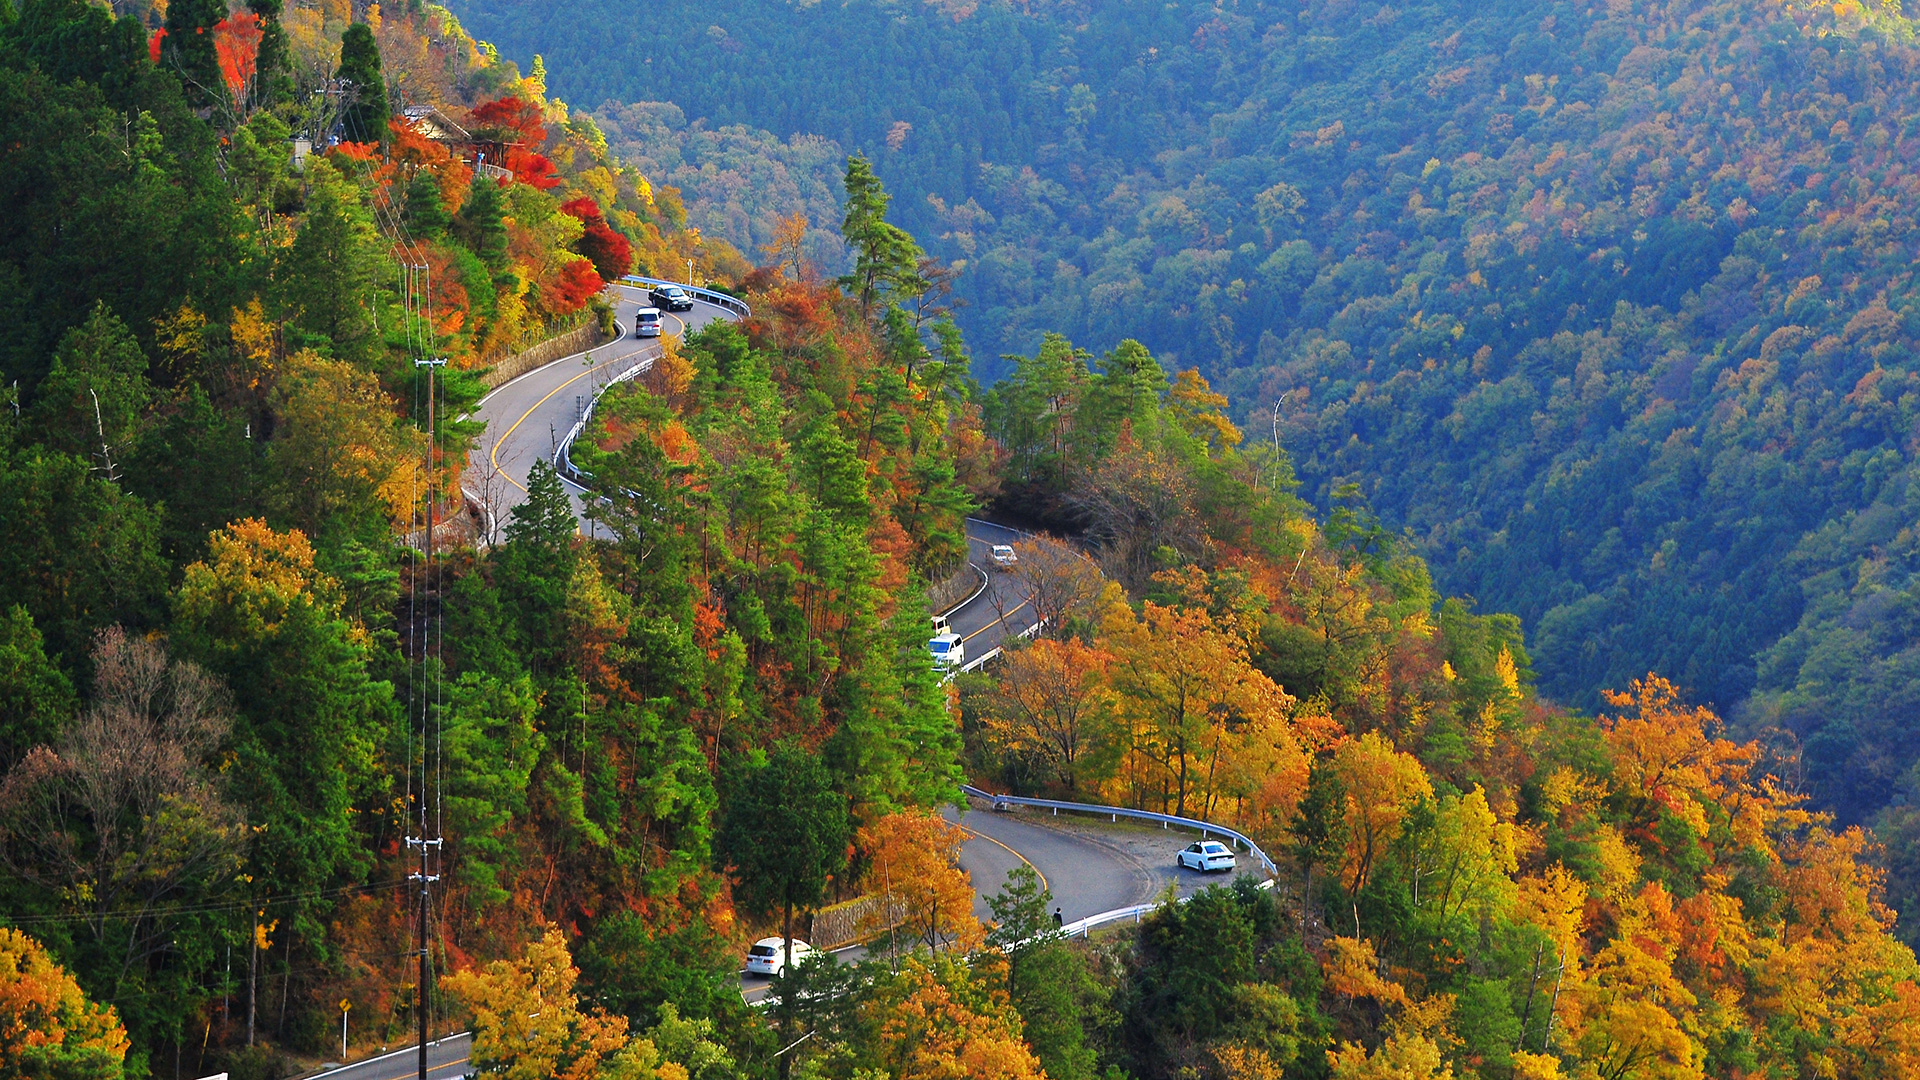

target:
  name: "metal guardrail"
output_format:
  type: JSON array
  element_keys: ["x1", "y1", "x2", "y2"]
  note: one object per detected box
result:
[
  {"x1": 958, "y1": 620, "x2": 1043, "y2": 673},
  {"x1": 961, "y1": 784, "x2": 1280, "y2": 877},
  {"x1": 1052, "y1": 876, "x2": 1278, "y2": 941},
  {"x1": 558, "y1": 280, "x2": 750, "y2": 489},
  {"x1": 618, "y1": 275, "x2": 753, "y2": 319},
  {"x1": 554, "y1": 351, "x2": 655, "y2": 486}
]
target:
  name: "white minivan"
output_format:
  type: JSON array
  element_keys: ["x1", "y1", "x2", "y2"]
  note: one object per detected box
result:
[
  {"x1": 634, "y1": 307, "x2": 663, "y2": 337},
  {"x1": 746, "y1": 937, "x2": 814, "y2": 977}
]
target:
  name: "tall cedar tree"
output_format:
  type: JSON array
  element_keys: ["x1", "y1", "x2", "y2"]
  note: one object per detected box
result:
[
  {"x1": 337, "y1": 23, "x2": 386, "y2": 145},
  {"x1": 714, "y1": 743, "x2": 849, "y2": 1078},
  {"x1": 456, "y1": 176, "x2": 510, "y2": 267},
  {"x1": 245, "y1": 0, "x2": 293, "y2": 105},
  {"x1": 161, "y1": 0, "x2": 224, "y2": 107}
]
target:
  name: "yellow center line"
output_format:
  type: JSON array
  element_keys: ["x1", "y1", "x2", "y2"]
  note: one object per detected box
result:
[
  {"x1": 481, "y1": 299, "x2": 697, "y2": 504},
  {"x1": 487, "y1": 344, "x2": 655, "y2": 493},
  {"x1": 961, "y1": 600, "x2": 1029, "y2": 644},
  {"x1": 953, "y1": 822, "x2": 1048, "y2": 896}
]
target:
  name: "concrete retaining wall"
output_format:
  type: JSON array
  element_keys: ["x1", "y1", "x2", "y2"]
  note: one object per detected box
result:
[
  {"x1": 928, "y1": 563, "x2": 982, "y2": 614},
  {"x1": 480, "y1": 323, "x2": 608, "y2": 389},
  {"x1": 809, "y1": 894, "x2": 909, "y2": 951}
]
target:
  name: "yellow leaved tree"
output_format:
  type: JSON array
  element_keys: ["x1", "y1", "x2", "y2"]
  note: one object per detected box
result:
[
  {"x1": 0, "y1": 928, "x2": 130, "y2": 1080},
  {"x1": 1329, "y1": 732, "x2": 1433, "y2": 901},
  {"x1": 858, "y1": 810, "x2": 983, "y2": 954},
  {"x1": 444, "y1": 927, "x2": 717, "y2": 1080},
  {"x1": 1102, "y1": 599, "x2": 1298, "y2": 820},
  {"x1": 865, "y1": 956, "x2": 1047, "y2": 1080}
]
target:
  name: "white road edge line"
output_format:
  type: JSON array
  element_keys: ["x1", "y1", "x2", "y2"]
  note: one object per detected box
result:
[{"x1": 310, "y1": 1032, "x2": 471, "y2": 1080}]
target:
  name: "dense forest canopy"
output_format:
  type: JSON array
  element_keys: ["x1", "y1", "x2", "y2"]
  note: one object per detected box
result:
[
  {"x1": 450, "y1": 0, "x2": 1920, "y2": 832},
  {"x1": 5, "y1": 0, "x2": 1920, "y2": 1078}
]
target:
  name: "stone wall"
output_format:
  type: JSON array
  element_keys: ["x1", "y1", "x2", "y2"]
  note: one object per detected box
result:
[
  {"x1": 809, "y1": 894, "x2": 909, "y2": 951},
  {"x1": 929, "y1": 562, "x2": 983, "y2": 614},
  {"x1": 480, "y1": 323, "x2": 608, "y2": 389}
]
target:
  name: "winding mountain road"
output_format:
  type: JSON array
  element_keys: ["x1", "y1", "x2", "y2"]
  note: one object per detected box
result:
[
  {"x1": 465, "y1": 283, "x2": 730, "y2": 536},
  {"x1": 327, "y1": 292, "x2": 1222, "y2": 1077}
]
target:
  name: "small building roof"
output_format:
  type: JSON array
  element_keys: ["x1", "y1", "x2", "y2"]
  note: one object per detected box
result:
[{"x1": 399, "y1": 105, "x2": 471, "y2": 143}]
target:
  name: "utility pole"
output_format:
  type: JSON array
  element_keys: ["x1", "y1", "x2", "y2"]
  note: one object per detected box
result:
[
  {"x1": 407, "y1": 826, "x2": 440, "y2": 1080},
  {"x1": 411, "y1": 356, "x2": 446, "y2": 1080},
  {"x1": 415, "y1": 358, "x2": 447, "y2": 554}
]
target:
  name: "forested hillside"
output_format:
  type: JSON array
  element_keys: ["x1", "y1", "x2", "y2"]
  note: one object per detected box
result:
[
  {"x1": 449, "y1": 0, "x2": 1920, "y2": 837},
  {"x1": 0, "y1": 0, "x2": 743, "y2": 1070},
  {"x1": 6, "y1": 1, "x2": 1920, "y2": 1079}
]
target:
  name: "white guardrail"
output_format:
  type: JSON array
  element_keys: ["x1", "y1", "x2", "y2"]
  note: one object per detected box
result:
[
  {"x1": 558, "y1": 279, "x2": 750, "y2": 487},
  {"x1": 555, "y1": 351, "x2": 654, "y2": 486},
  {"x1": 958, "y1": 620, "x2": 1042, "y2": 673},
  {"x1": 618, "y1": 274, "x2": 753, "y2": 319}
]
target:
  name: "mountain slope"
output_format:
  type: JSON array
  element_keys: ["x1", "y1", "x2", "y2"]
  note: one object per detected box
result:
[{"x1": 447, "y1": 0, "x2": 1920, "y2": 827}]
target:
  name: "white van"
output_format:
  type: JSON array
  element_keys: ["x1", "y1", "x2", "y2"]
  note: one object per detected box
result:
[
  {"x1": 634, "y1": 307, "x2": 663, "y2": 337},
  {"x1": 928, "y1": 631, "x2": 964, "y2": 672}
]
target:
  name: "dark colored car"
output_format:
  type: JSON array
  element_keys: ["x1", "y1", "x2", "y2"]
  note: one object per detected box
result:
[{"x1": 649, "y1": 284, "x2": 694, "y2": 311}]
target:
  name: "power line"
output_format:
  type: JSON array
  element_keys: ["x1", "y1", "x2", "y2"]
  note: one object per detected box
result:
[
  {"x1": 340, "y1": 147, "x2": 448, "y2": 1080},
  {"x1": 0, "y1": 879, "x2": 414, "y2": 926}
]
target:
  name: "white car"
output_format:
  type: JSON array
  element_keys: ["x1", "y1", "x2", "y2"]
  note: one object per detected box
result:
[
  {"x1": 929, "y1": 631, "x2": 964, "y2": 671},
  {"x1": 634, "y1": 307, "x2": 663, "y2": 337},
  {"x1": 745, "y1": 937, "x2": 814, "y2": 977},
  {"x1": 1177, "y1": 840, "x2": 1237, "y2": 873},
  {"x1": 990, "y1": 544, "x2": 1018, "y2": 568}
]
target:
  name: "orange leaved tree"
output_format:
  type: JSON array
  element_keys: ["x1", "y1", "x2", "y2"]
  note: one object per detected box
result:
[{"x1": 859, "y1": 810, "x2": 983, "y2": 956}]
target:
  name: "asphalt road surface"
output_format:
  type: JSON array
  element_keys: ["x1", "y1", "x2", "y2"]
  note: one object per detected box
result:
[
  {"x1": 311, "y1": 1034, "x2": 472, "y2": 1080},
  {"x1": 464, "y1": 284, "x2": 730, "y2": 537},
  {"x1": 945, "y1": 518, "x2": 1039, "y2": 659},
  {"x1": 734, "y1": 799, "x2": 1205, "y2": 1006}
]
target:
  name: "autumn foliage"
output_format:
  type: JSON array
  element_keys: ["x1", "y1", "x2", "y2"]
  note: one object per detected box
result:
[
  {"x1": 210, "y1": 11, "x2": 261, "y2": 110},
  {"x1": 0, "y1": 929, "x2": 130, "y2": 1080},
  {"x1": 968, "y1": 325, "x2": 1920, "y2": 1077},
  {"x1": 561, "y1": 197, "x2": 635, "y2": 282}
]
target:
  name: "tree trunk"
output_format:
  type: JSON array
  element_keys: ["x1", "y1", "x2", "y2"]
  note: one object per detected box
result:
[{"x1": 247, "y1": 909, "x2": 257, "y2": 1046}]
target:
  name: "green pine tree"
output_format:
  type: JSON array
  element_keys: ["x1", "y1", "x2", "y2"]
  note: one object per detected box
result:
[
  {"x1": 505, "y1": 459, "x2": 577, "y2": 552},
  {"x1": 337, "y1": 22, "x2": 388, "y2": 145},
  {"x1": 28, "y1": 302, "x2": 153, "y2": 461},
  {"x1": 456, "y1": 176, "x2": 509, "y2": 267},
  {"x1": 0, "y1": 605, "x2": 77, "y2": 770},
  {"x1": 714, "y1": 742, "x2": 848, "y2": 1080},
  {"x1": 274, "y1": 158, "x2": 382, "y2": 363},
  {"x1": 405, "y1": 172, "x2": 451, "y2": 238},
  {"x1": 246, "y1": 0, "x2": 295, "y2": 106},
  {"x1": 161, "y1": 0, "x2": 225, "y2": 107},
  {"x1": 838, "y1": 154, "x2": 924, "y2": 310}
]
